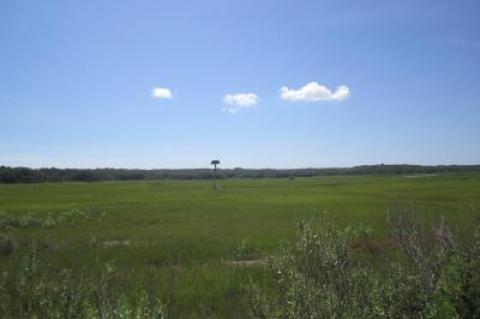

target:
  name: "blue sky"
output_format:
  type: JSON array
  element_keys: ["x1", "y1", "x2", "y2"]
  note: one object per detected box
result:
[{"x1": 1, "y1": 0, "x2": 479, "y2": 168}]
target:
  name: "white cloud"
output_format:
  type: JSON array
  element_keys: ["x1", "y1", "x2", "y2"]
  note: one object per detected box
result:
[
  {"x1": 222, "y1": 92, "x2": 258, "y2": 114},
  {"x1": 151, "y1": 87, "x2": 173, "y2": 99},
  {"x1": 223, "y1": 93, "x2": 258, "y2": 107},
  {"x1": 280, "y1": 82, "x2": 350, "y2": 102}
]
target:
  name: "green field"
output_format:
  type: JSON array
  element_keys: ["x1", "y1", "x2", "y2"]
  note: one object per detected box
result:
[{"x1": 1, "y1": 174, "x2": 480, "y2": 317}]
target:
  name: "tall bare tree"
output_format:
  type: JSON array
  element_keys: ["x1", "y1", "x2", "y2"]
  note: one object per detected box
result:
[{"x1": 211, "y1": 160, "x2": 220, "y2": 190}]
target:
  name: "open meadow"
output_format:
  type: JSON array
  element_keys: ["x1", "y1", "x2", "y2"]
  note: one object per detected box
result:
[{"x1": 1, "y1": 173, "x2": 479, "y2": 317}]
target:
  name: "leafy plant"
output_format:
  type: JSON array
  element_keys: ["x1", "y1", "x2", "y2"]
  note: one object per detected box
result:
[
  {"x1": 250, "y1": 213, "x2": 479, "y2": 319},
  {"x1": 0, "y1": 244, "x2": 166, "y2": 318}
]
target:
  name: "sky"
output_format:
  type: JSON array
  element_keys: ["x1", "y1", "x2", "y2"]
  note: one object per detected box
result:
[{"x1": 1, "y1": 0, "x2": 479, "y2": 169}]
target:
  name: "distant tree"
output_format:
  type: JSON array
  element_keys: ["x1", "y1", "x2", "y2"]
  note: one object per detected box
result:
[{"x1": 211, "y1": 160, "x2": 220, "y2": 190}]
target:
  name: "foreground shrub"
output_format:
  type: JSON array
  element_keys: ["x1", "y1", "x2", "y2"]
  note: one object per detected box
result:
[
  {"x1": 0, "y1": 245, "x2": 165, "y2": 319},
  {"x1": 250, "y1": 212, "x2": 480, "y2": 319},
  {"x1": 445, "y1": 223, "x2": 480, "y2": 318},
  {"x1": 0, "y1": 233, "x2": 15, "y2": 256}
]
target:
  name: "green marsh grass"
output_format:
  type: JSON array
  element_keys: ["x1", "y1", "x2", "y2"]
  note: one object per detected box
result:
[{"x1": 0, "y1": 174, "x2": 479, "y2": 317}]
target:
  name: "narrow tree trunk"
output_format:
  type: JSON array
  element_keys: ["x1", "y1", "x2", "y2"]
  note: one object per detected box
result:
[{"x1": 213, "y1": 164, "x2": 217, "y2": 190}]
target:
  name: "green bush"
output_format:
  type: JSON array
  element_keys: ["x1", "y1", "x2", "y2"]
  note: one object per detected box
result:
[
  {"x1": 250, "y1": 213, "x2": 480, "y2": 319},
  {"x1": 0, "y1": 245, "x2": 165, "y2": 318},
  {"x1": 445, "y1": 224, "x2": 480, "y2": 318},
  {"x1": 0, "y1": 233, "x2": 15, "y2": 256}
]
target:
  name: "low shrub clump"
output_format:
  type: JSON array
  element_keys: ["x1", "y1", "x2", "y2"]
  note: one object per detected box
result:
[
  {"x1": 0, "y1": 209, "x2": 106, "y2": 231},
  {"x1": 249, "y1": 211, "x2": 480, "y2": 319},
  {"x1": 0, "y1": 233, "x2": 15, "y2": 256},
  {"x1": 0, "y1": 244, "x2": 165, "y2": 319},
  {"x1": 0, "y1": 209, "x2": 106, "y2": 259}
]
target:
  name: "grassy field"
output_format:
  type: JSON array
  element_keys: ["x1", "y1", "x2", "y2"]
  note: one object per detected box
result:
[{"x1": 1, "y1": 173, "x2": 480, "y2": 317}]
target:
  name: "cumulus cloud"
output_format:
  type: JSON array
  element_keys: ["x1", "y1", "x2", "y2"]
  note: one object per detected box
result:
[
  {"x1": 151, "y1": 87, "x2": 173, "y2": 99},
  {"x1": 222, "y1": 92, "x2": 258, "y2": 114},
  {"x1": 280, "y1": 82, "x2": 350, "y2": 102}
]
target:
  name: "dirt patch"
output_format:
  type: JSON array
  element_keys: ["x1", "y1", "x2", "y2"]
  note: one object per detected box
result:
[
  {"x1": 100, "y1": 239, "x2": 154, "y2": 248},
  {"x1": 224, "y1": 259, "x2": 267, "y2": 267},
  {"x1": 102, "y1": 240, "x2": 131, "y2": 247},
  {"x1": 403, "y1": 174, "x2": 438, "y2": 178}
]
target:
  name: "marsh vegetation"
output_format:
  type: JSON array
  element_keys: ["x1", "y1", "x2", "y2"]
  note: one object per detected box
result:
[{"x1": 0, "y1": 174, "x2": 479, "y2": 317}]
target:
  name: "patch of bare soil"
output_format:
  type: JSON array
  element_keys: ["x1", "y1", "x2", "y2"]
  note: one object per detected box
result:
[{"x1": 224, "y1": 259, "x2": 267, "y2": 267}]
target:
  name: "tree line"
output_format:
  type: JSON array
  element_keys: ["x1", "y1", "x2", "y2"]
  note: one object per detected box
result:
[{"x1": 0, "y1": 164, "x2": 479, "y2": 184}]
